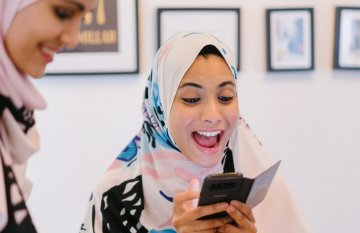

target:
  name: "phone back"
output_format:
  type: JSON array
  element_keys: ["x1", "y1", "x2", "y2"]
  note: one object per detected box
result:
[{"x1": 198, "y1": 172, "x2": 252, "y2": 219}]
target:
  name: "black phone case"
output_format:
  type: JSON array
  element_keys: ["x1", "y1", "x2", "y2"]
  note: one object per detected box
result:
[{"x1": 197, "y1": 172, "x2": 254, "y2": 220}]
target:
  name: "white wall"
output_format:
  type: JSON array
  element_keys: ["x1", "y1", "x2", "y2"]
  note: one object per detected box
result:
[{"x1": 27, "y1": 0, "x2": 360, "y2": 232}]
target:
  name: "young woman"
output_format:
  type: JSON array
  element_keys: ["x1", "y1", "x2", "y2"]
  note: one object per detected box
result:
[
  {"x1": 80, "y1": 31, "x2": 312, "y2": 233},
  {"x1": 0, "y1": 0, "x2": 97, "y2": 232}
]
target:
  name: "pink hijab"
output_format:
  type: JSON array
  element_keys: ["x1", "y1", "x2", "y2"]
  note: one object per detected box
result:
[
  {"x1": 0, "y1": 0, "x2": 46, "y2": 230},
  {"x1": 0, "y1": 0, "x2": 46, "y2": 109}
]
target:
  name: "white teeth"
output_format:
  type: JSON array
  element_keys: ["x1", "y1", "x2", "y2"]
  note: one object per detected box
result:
[
  {"x1": 197, "y1": 131, "x2": 220, "y2": 137},
  {"x1": 42, "y1": 47, "x2": 56, "y2": 57}
]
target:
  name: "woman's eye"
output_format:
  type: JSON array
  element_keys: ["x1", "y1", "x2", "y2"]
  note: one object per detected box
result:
[
  {"x1": 54, "y1": 7, "x2": 74, "y2": 20},
  {"x1": 182, "y1": 98, "x2": 201, "y2": 105},
  {"x1": 218, "y1": 96, "x2": 234, "y2": 103}
]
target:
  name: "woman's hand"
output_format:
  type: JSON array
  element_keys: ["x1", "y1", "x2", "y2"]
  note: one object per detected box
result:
[
  {"x1": 217, "y1": 200, "x2": 257, "y2": 233},
  {"x1": 172, "y1": 190, "x2": 232, "y2": 232}
]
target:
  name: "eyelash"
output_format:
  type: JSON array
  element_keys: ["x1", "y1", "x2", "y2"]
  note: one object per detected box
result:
[
  {"x1": 218, "y1": 96, "x2": 234, "y2": 103},
  {"x1": 181, "y1": 96, "x2": 234, "y2": 105},
  {"x1": 182, "y1": 98, "x2": 200, "y2": 104},
  {"x1": 54, "y1": 6, "x2": 75, "y2": 20}
]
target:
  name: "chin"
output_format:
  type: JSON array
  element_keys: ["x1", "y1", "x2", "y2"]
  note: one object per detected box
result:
[
  {"x1": 194, "y1": 154, "x2": 222, "y2": 168},
  {"x1": 29, "y1": 69, "x2": 45, "y2": 79},
  {"x1": 200, "y1": 162, "x2": 219, "y2": 168}
]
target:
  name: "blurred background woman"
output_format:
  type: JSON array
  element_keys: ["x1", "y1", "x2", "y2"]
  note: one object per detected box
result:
[{"x1": 0, "y1": 0, "x2": 96, "y2": 231}]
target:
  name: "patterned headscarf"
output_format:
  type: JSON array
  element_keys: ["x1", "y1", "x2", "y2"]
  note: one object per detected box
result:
[
  {"x1": 0, "y1": 0, "x2": 45, "y2": 231},
  {"x1": 81, "y1": 31, "x2": 312, "y2": 233},
  {"x1": 0, "y1": 0, "x2": 46, "y2": 109}
]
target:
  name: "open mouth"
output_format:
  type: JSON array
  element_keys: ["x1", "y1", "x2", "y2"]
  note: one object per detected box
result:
[
  {"x1": 40, "y1": 45, "x2": 59, "y2": 63},
  {"x1": 192, "y1": 130, "x2": 223, "y2": 148},
  {"x1": 41, "y1": 46, "x2": 56, "y2": 57}
]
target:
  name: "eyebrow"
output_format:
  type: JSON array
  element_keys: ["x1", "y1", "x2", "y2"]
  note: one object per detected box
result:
[
  {"x1": 179, "y1": 82, "x2": 202, "y2": 89},
  {"x1": 179, "y1": 81, "x2": 236, "y2": 89},
  {"x1": 218, "y1": 81, "x2": 235, "y2": 88},
  {"x1": 64, "y1": 0, "x2": 85, "y2": 12}
]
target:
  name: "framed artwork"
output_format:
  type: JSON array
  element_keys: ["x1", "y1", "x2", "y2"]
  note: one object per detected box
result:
[
  {"x1": 45, "y1": 0, "x2": 139, "y2": 75},
  {"x1": 266, "y1": 8, "x2": 314, "y2": 71},
  {"x1": 157, "y1": 8, "x2": 240, "y2": 70},
  {"x1": 334, "y1": 7, "x2": 360, "y2": 70}
]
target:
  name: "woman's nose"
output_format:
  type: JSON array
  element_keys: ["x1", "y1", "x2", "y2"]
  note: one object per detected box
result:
[
  {"x1": 60, "y1": 22, "x2": 81, "y2": 49},
  {"x1": 200, "y1": 99, "x2": 222, "y2": 124}
]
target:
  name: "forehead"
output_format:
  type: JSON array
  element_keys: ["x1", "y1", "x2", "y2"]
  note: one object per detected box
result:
[
  {"x1": 180, "y1": 55, "x2": 234, "y2": 84},
  {"x1": 77, "y1": 0, "x2": 98, "y2": 10}
]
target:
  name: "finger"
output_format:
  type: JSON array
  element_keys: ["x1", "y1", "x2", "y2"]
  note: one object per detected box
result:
[
  {"x1": 173, "y1": 201, "x2": 229, "y2": 228},
  {"x1": 185, "y1": 228, "x2": 217, "y2": 233},
  {"x1": 218, "y1": 221, "x2": 257, "y2": 233},
  {"x1": 188, "y1": 178, "x2": 200, "y2": 207},
  {"x1": 217, "y1": 224, "x2": 237, "y2": 233},
  {"x1": 230, "y1": 200, "x2": 255, "y2": 223},
  {"x1": 226, "y1": 205, "x2": 248, "y2": 226},
  {"x1": 226, "y1": 205, "x2": 256, "y2": 232},
  {"x1": 173, "y1": 191, "x2": 200, "y2": 213},
  {"x1": 185, "y1": 217, "x2": 233, "y2": 232},
  {"x1": 173, "y1": 190, "x2": 200, "y2": 204},
  {"x1": 193, "y1": 202, "x2": 229, "y2": 220},
  {"x1": 173, "y1": 213, "x2": 231, "y2": 232}
]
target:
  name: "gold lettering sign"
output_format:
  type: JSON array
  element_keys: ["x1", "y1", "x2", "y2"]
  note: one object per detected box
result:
[{"x1": 64, "y1": 0, "x2": 118, "y2": 53}]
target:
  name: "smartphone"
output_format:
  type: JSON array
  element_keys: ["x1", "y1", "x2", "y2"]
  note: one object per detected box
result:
[{"x1": 197, "y1": 172, "x2": 253, "y2": 220}]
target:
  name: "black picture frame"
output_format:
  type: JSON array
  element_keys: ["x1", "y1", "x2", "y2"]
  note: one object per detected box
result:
[
  {"x1": 157, "y1": 8, "x2": 240, "y2": 70},
  {"x1": 45, "y1": 0, "x2": 139, "y2": 75},
  {"x1": 334, "y1": 7, "x2": 360, "y2": 70},
  {"x1": 266, "y1": 8, "x2": 315, "y2": 72}
]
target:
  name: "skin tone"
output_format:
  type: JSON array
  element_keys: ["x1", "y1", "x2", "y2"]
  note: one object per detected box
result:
[
  {"x1": 4, "y1": 0, "x2": 97, "y2": 78},
  {"x1": 169, "y1": 55, "x2": 257, "y2": 232},
  {"x1": 169, "y1": 54, "x2": 239, "y2": 168}
]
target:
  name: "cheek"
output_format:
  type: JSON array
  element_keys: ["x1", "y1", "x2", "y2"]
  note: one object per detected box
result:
[
  {"x1": 5, "y1": 21, "x2": 42, "y2": 59},
  {"x1": 226, "y1": 106, "x2": 240, "y2": 130},
  {"x1": 168, "y1": 109, "x2": 194, "y2": 144},
  {"x1": 4, "y1": 31, "x2": 26, "y2": 71}
]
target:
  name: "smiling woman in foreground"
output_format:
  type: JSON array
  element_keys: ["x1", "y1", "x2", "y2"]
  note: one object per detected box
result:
[{"x1": 80, "y1": 31, "x2": 312, "y2": 233}]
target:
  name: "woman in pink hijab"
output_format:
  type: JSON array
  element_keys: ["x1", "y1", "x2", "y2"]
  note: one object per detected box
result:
[{"x1": 0, "y1": 0, "x2": 97, "y2": 232}]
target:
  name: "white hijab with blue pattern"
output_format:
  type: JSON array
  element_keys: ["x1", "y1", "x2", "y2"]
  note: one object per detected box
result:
[{"x1": 81, "y1": 31, "x2": 312, "y2": 233}]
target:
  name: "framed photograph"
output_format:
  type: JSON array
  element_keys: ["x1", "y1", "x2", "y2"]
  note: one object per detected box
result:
[
  {"x1": 45, "y1": 0, "x2": 139, "y2": 75},
  {"x1": 157, "y1": 8, "x2": 240, "y2": 70},
  {"x1": 266, "y1": 8, "x2": 314, "y2": 71},
  {"x1": 334, "y1": 7, "x2": 360, "y2": 70}
]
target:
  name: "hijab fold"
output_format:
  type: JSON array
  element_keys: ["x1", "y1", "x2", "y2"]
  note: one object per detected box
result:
[{"x1": 0, "y1": 0, "x2": 45, "y2": 231}]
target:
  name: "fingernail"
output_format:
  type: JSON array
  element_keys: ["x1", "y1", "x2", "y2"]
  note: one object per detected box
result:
[
  {"x1": 227, "y1": 205, "x2": 236, "y2": 213},
  {"x1": 218, "y1": 202, "x2": 228, "y2": 209},
  {"x1": 230, "y1": 200, "x2": 241, "y2": 205},
  {"x1": 189, "y1": 178, "x2": 200, "y2": 192},
  {"x1": 192, "y1": 198, "x2": 199, "y2": 207}
]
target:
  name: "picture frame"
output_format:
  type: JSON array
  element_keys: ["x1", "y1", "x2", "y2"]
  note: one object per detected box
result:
[
  {"x1": 157, "y1": 8, "x2": 240, "y2": 70},
  {"x1": 266, "y1": 8, "x2": 314, "y2": 71},
  {"x1": 334, "y1": 7, "x2": 360, "y2": 70},
  {"x1": 45, "y1": 0, "x2": 139, "y2": 75}
]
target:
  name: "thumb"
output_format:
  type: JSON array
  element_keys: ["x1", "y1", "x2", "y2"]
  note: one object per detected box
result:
[{"x1": 188, "y1": 178, "x2": 200, "y2": 207}]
